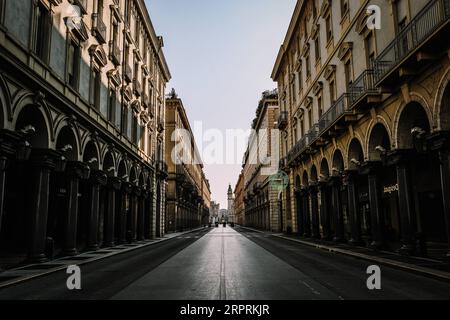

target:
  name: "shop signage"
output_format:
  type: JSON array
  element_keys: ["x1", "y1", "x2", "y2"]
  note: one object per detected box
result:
[{"x1": 383, "y1": 184, "x2": 398, "y2": 194}]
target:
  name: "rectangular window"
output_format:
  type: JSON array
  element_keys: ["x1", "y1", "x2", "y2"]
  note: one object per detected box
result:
[
  {"x1": 291, "y1": 80, "x2": 296, "y2": 104},
  {"x1": 34, "y1": 2, "x2": 51, "y2": 62},
  {"x1": 140, "y1": 126, "x2": 145, "y2": 150},
  {"x1": 306, "y1": 54, "x2": 311, "y2": 78},
  {"x1": 148, "y1": 133, "x2": 152, "y2": 157},
  {"x1": 97, "y1": 0, "x2": 103, "y2": 15},
  {"x1": 329, "y1": 79, "x2": 336, "y2": 104},
  {"x1": 318, "y1": 96, "x2": 323, "y2": 119},
  {"x1": 341, "y1": 0, "x2": 349, "y2": 17},
  {"x1": 308, "y1": 109, "x2": 313, "y2": 128},
  {"x1": 67, "y1": 40, "x2": 80, "y2": 89},
  {"x1": 112, "y1": 21, "x2": 119, "y2": 45},
  {"x1": 325, "y1": 15, "x2": 333, "y2": 42},
  {"x1": 344, "y1": 59, "x2": 353, "y2": 90},
  {"x1": 314, "y1": 36, "x2": 321, "y2": 63},
  {"x1": 365, "y1": 32, "x2": 375, "y2": 68},
  {"x1": 298, "y1": 66, "x2": 303, "y2": 93},
  {"x1": 90, "y1": 70, "x2": 101, "y2": 109},
  {"x1": 300, "y1": 118, "x2": 304, "y2": 136},
  {"x1": 0, "y1": 0, "x2": 4, "y2": 25},
  {"x1": 108, "y1": 90, "x2": 116, "y2": 124},
  {"x1": 124, "y1": 0, "x2": 130, "y2": 26},
  {"x1": 135, "y1": 19, "x2": 140, "y2": 44},
  {"x1": 121, "y1": 105, "x2": 128, "y2": 134},
  {"x1": 131, "y1": 114, "x2": 138, "y2": 144}
]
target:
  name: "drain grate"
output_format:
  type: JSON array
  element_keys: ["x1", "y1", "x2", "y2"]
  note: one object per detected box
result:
[{"x1": 18, "y1": 264, "x2": 63, "y2": 271}]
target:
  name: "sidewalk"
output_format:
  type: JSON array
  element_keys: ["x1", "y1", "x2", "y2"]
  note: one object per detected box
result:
[
  {"x1": 239, "y1": 226, "x2": 450, "y2": 283},
  {"x1": 0, "y1": 227, "x2": 207, "y2": 289}
]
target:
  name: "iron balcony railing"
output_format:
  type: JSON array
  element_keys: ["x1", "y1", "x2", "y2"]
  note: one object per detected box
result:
[
  {"x1": 92, "y1": 13, "x2": 107, "y2": 44},
  {"x1": 287, "y1": 135, "x2": 308, "y2": 164},
  {"x1": 348, "y1": 70, "x2": 379, "y2": 105},
  {"x1": 373, "y1": 0, "x2": 450, "y2": 83},
  {"x1": 109, "y1": 41, "x2": 121, "y2": 66},
  {"x1": 318, "y1": 93, "x2": 350, "y2": 135},
  {"x1": 278, "y1": 111, "x2": 288, "y2": 129},
  {"x1": 306, "y1": 123, "x2": 320, "y2": 144}
]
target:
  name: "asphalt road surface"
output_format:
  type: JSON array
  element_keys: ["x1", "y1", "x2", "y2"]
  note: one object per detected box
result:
[{"x1": 0, "y1": 226, "x2": 449, "y2": 300}]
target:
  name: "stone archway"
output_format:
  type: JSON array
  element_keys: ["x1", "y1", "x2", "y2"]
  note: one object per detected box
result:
[
  {"x1": 396, "y1": 101, "x2": 446, "y2": 254},
  {"x1": 1, "y1": 104, "x2": 51, "y2": 265},
  {"x1": 397, "y1": 102, "x2": 431, "y2": 150},
  {"x1": 51, "y1": 126, "x2": 82, "y2": 256},
  {"x1": 15, "y1": 104, "x2": 50, "y2": 149},
  {"x1": 368, "y1": 123, "x2": 391, "y2": 161}
]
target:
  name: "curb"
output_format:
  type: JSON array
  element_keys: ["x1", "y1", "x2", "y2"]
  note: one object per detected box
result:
[
  {"x1": 0, "y1": 227, "x2": 208, "y2": 290},
  {"x1": 238, "y1": 226, "x2": 450, "y2": 283}
]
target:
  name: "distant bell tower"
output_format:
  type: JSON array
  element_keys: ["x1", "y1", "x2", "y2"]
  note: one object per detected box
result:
[{"x1": 227, "y1": 184, "x2": 234, "y2": 223}]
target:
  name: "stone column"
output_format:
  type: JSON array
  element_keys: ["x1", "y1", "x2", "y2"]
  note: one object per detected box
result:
[
  {"x1": 295, "y1": 190, "x2": 304, "y2": 236},
  {"x1": 318, "y1": 181, "x2": 331, "y2": 240},
  {"x1": 427, "y1": 132, "x2": 450, "y2": 258},
  {"x1": 120, "y1": 182, "x2": 132, "y2": 244},
  {"x1": 104, "y1": 177, "x2": 121, "y2": 247},
  {"x1": 87, "y1": 170, "x2": 107, "y2": 251},
  {"x1": 389, "y1": 150, "x2": 415, "y2": 255},
  {"x1": 137, "y1": 191, "x2": 145, "y2": 241},
  {"x1": 145, "y1": 191, "x2": 154, "y2": 239},
  {"x1": 346, "y1": 170, "x2": 362, "y2": 245},
  {"x1": 300, "y1": 189, "x2": 311, "y2": 237},
  {"x1": 27, "y1": 149, "x2": 62, "y2": 262},
  {"x1": 0, "y1": 130, "x2": 29, "y2": 251},
  {"x1": 62, "y1": 161, "x2": 90, "y2": 256},
  {"x1": 309, "y1": 184, "x2": 320, "y2": 238},
  {"x1": 361, "y1": 162, "x2": 384, "y2": 249},
  {"x1": 129, "y1": 186, "x2": 141, "y2": 242},
  {"x1": 0, "y1": 156, "x2": 7, "y2": 235},
  {"x1": 329, "y1": 176, "x2": 344, "y2": 242}
]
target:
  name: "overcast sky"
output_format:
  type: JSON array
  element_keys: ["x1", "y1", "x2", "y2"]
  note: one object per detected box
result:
[{"x1": 146, "y1": 0, "x2": 296, "y2": 207}]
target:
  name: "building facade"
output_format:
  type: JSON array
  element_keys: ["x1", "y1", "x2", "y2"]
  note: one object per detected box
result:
[
  {"x1": 227, "y1": 184, "x2": 235, "y2": 223},
  {"x1": 0, "y1": 0, "x2": 170, "y2": 269},
  {"x1": 165, "y1": 90, "x2": 211, "y2": 232},
  {"x1": 234, "y1": 173, "x2": 245, "y2": 225},
  {"x1": 242, "y1": 90, "x2": 281, "y2": 231},
  {"x1": 209, "y1": 201, "x2": 219, "y2": 224},
  {"x1": 272, "y1": 0, "x2": 450, "y2": 257}
]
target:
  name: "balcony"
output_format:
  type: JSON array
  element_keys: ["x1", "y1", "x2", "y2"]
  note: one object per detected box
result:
[
  {"x1": 348, "y1": 70, "x2": 381, "y2": 110},
  {"x1": 373, "y1": 0, "x2": 450, "y2": 86},
  {"x1": 109, "y1": 41, "x2": 121, "y2": 66},
  {"x1": 287, "y1": 136, "x2": 308, "y2": 165},
  {"x1": 92, "y1": 13, "x2": 107, "y2": 44},
  {"x1": 277, "y1": 111, "x2": 288, "y2": 129},
  {"x1": 124, "y1": 65, "x2": 132, "y2": 83},
  {"x1": 318, "y1": 93, "x2": 352, "y2": 137},
  {"x1": 133, "y1": 79, "x2": 142, "y2": 96}
]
